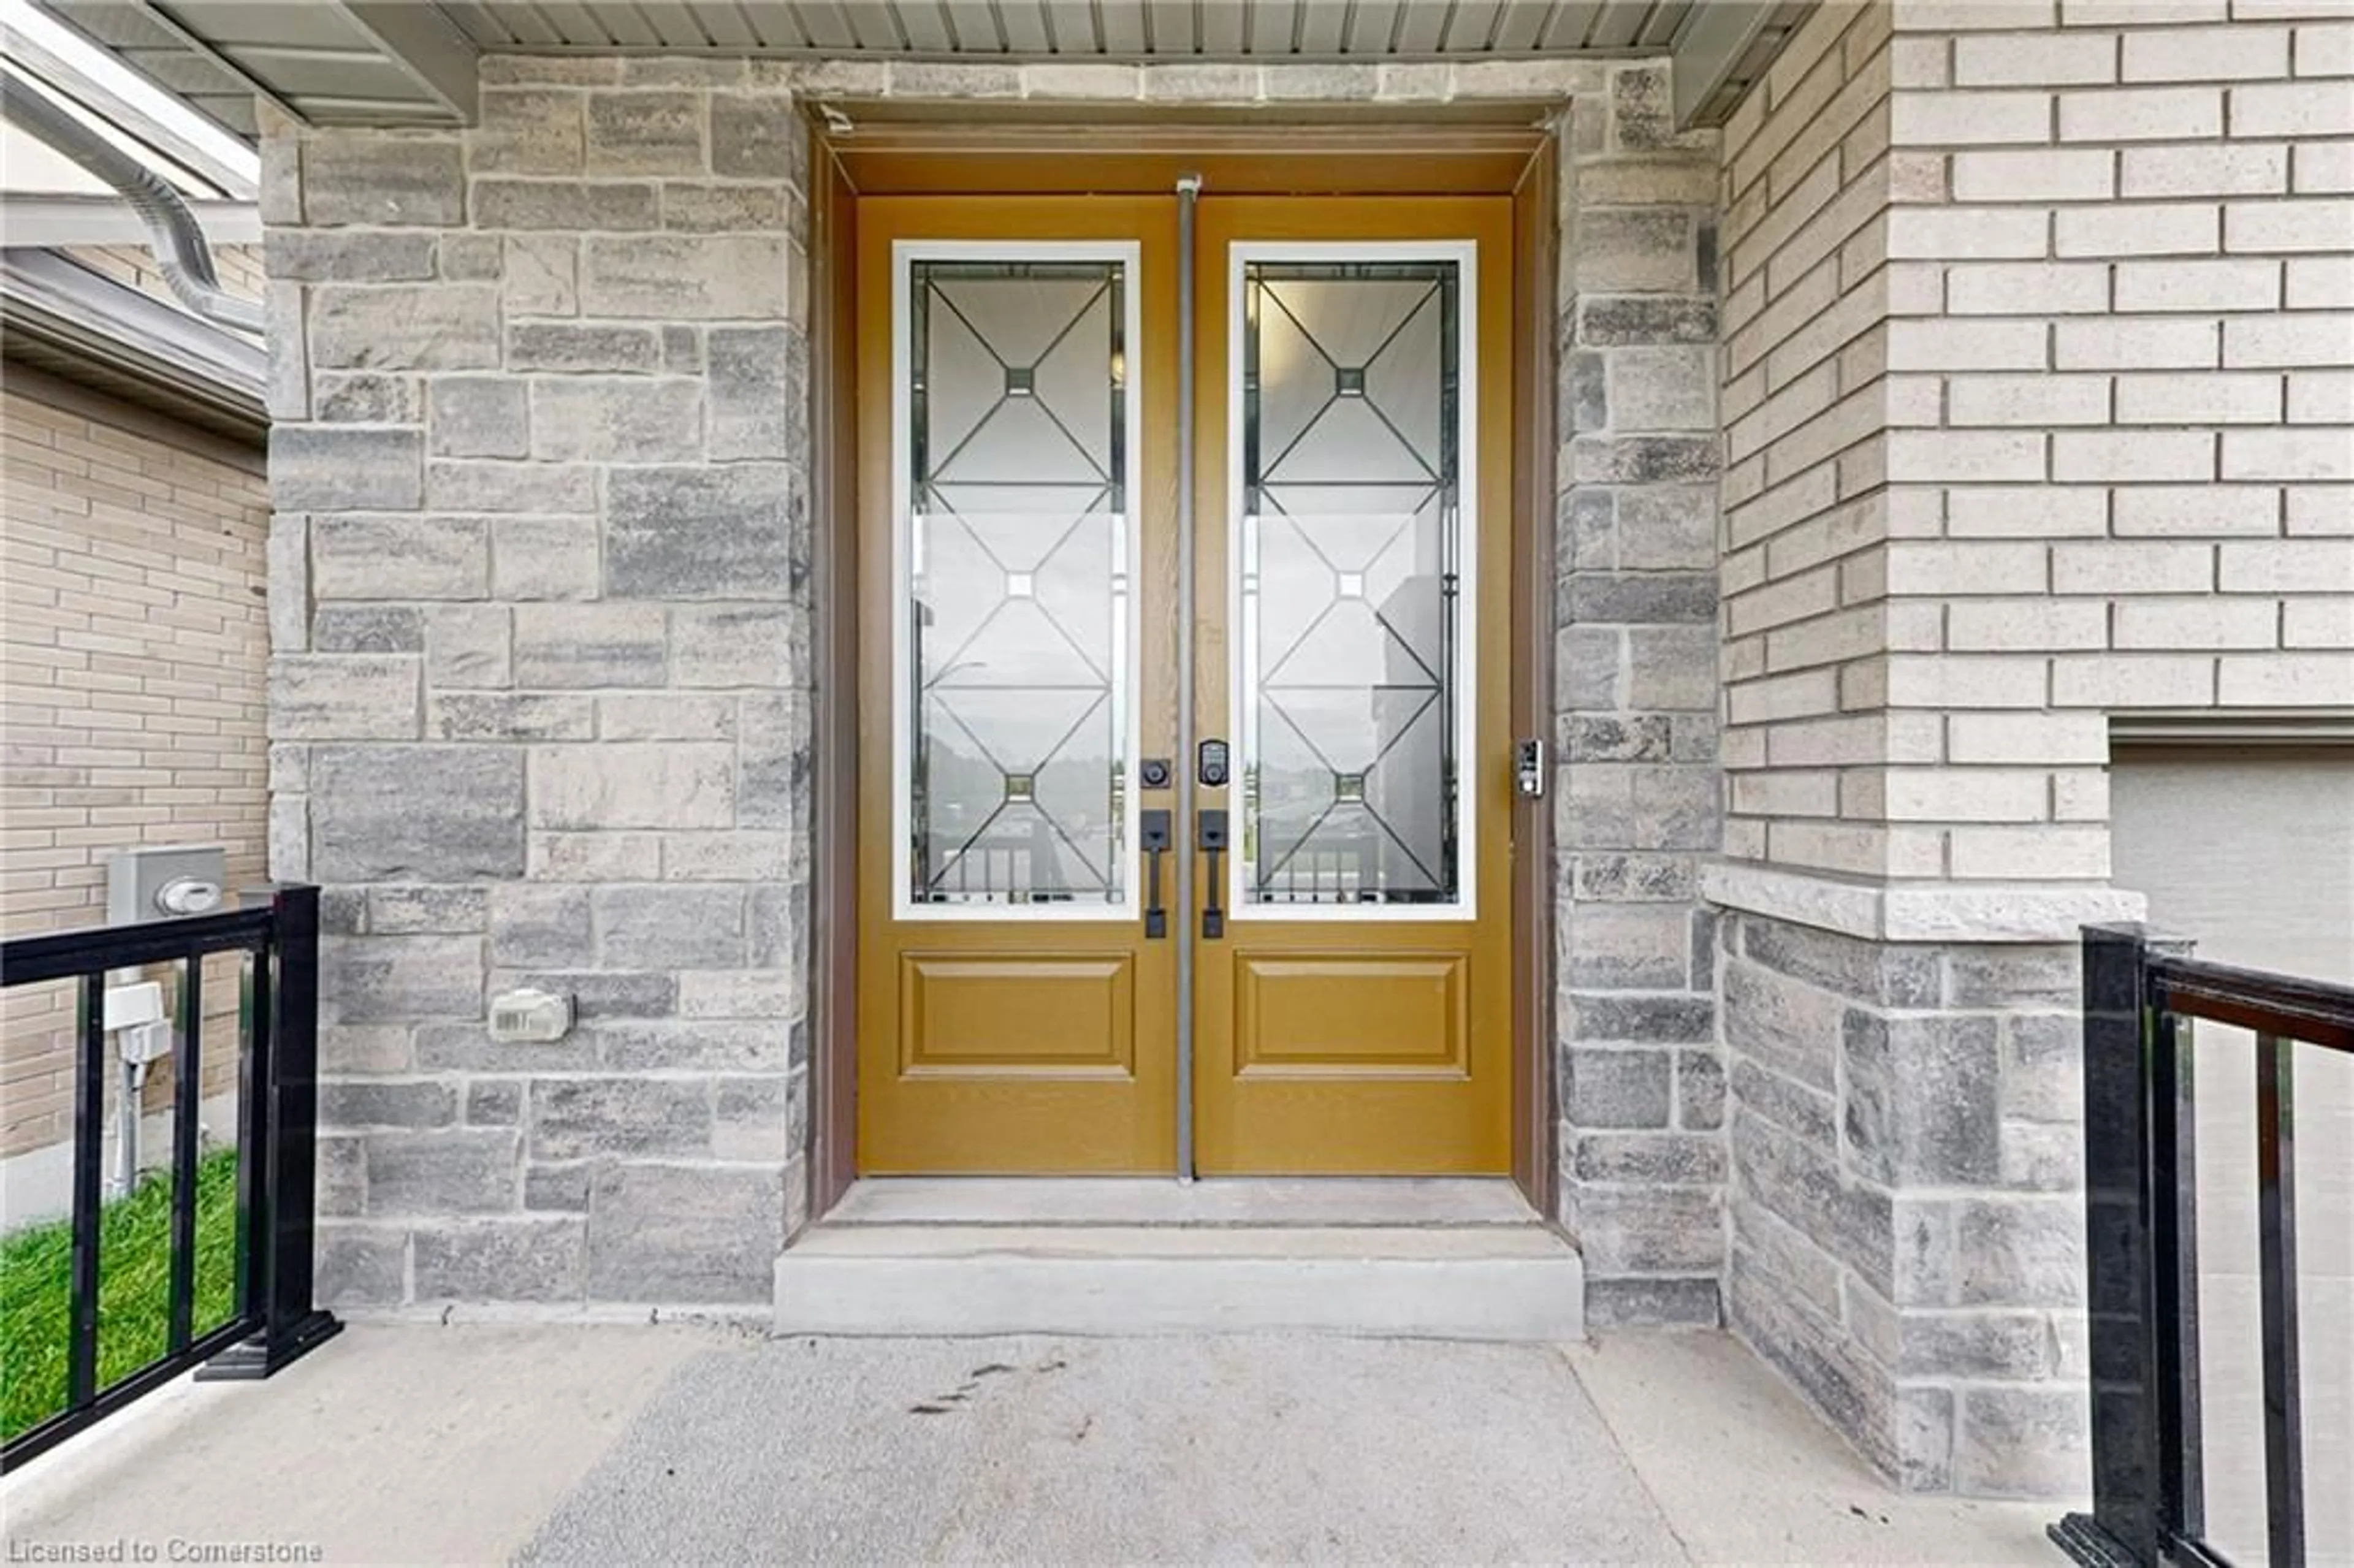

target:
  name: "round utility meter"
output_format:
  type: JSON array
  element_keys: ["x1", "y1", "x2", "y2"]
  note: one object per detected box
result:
[{"x1": 154, "y1": 877, "x2": 224, "y2": 916}]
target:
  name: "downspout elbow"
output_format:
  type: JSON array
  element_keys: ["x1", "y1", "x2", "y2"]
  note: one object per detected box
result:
[{"x1": 1, "y1": 74, "x2": 265, "y2": 335}]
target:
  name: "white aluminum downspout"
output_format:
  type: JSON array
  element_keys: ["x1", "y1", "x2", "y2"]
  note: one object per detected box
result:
[{"x1": 1, "y1": 72, "x2": 264, "y2": 335}]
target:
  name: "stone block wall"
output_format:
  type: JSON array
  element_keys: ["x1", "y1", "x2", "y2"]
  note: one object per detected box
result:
[
  {"x1": 1711, "y1": 0, "x2": 2353, "y2": 1499},
  {"x1": 1719, "y1": 911, "x2": 2088, "y2": 1493},
  {"x1": 261, "y1": 54, "x2": 1739, "y2": 1325},
  {"x1": 1553, "y1": 65, "x2": 1729, "y2": 1328},
  {"x1": 262, "y1": 58, "x2": 817, "y2": 1309}
]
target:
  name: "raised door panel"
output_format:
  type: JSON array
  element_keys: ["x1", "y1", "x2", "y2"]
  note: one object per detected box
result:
[
  {"x1": 900, "y1": 953, "x2": 1135, "y2": 1076},
  {"x1": 1234, "y1": 952, "x2": 1468, "y2": 1076}
]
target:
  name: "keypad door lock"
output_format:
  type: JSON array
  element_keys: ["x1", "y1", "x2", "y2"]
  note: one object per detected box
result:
[
  {"x1": 1198, "y1": 739, "x2": 1230, "y2": 788},
  {"x1": 1515, "y1": 738, "x2": 1548, "y2": 800}
]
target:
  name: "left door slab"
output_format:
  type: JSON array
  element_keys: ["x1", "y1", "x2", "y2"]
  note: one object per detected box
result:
[{"x1": 855, "y1": 196, "x2": 1183, "y2": 1173}]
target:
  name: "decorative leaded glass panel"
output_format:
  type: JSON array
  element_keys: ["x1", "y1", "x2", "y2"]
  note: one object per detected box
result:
[
  {"x1": 907, "y1": 259, "x2": 1130, "y2": 907},
  {"x1": 1238, "y1": 259, "x2": 1463, "y2": 907}
]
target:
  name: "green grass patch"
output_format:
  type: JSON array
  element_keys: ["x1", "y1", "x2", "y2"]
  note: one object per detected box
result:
[{"x1": 0, "y1": 1147, "x2": 242, "y2": 1443}]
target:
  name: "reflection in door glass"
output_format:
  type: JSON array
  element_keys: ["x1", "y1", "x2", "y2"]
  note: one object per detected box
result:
[
  {"x1": 1240, "y1": 259, "x2": 1462, "y2": 907},
  {"x1": 907, "y1": 259, "x2": 1130, "y2": 907}
]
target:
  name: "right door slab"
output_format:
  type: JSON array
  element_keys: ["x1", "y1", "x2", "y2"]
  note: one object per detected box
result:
[{"x1": 1192, "y1": 196, "x2": 1517, "y2": 1175}]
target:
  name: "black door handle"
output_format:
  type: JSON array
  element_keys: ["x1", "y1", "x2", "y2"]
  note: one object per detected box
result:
[
  {"x1": 1141, "y1": 809, "x2": 1171, "y2": 938},
  {"x1": 1198, "y1": 809, "x2": 1228, "y2": 940}
]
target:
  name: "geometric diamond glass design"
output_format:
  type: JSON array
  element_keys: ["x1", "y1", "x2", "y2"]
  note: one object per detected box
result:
[
  {"x1": 1238, "y1": 259, "x2": 1462, "y2": 907},
  {"x1": 907, "y1": 259, "x2": 1129, "y2": 906}
]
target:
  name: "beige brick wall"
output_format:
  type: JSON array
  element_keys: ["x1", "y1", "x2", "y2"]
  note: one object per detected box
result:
[
  {"x1": 1720, "y1": 1, "x2": 1902, "y2": 880},
  {"x1": 1, "y1": 375, "x2": 269, "y2": 1160},
  {"x1": 1722, "y1": 0, "x2": 2354, "y2": 906}
]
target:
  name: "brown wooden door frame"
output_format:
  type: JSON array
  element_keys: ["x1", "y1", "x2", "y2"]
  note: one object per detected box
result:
[
  {"x1": 810, "y1": 129, "x2": 859, "y2": 1217},
  {"x1": 804, "y1": 115, "x2": 1558, "y2": 1223},
  {"x1": 1510, "y1": 137, "x2": 1561, "y2": 1221}
]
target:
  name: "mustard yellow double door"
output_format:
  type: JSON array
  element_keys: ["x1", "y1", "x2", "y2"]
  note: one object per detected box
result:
[{"x1": 855, "y1": 192, "x2": 1514, "y2": 1175}]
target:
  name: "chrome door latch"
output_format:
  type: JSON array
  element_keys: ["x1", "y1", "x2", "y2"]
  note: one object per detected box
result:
[{"x1": 1514, "y1": 738, "x2": 1548, "y2": 800}]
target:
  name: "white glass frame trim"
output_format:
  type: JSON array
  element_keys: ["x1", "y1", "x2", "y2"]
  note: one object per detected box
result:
[
  {"x1": 1225, "y1": 239, "x2": 1480, "y2": 924},
  {"x1": 890, "y1": 238, "x2": 1145, "y2": 923}
]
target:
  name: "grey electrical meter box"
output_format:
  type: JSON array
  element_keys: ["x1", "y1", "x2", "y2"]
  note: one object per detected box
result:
[{"x1": 105, "y1": 845, "x2": 229, "y2": 925}]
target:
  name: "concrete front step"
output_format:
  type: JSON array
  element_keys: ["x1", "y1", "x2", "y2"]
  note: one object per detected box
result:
[
  {"x1": 771, "y1": 1222, "x2": 1586, "y2": 1341},
  {"x1": 825, "y1": 1176, "x2": 1542, "y2": 1228}
]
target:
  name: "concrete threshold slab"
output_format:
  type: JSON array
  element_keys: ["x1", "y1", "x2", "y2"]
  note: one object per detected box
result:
[
  {"x1": 774, "y1": 1221, "x2": 1584, "y2": 1340},
  {"x1": 828, "y1": 1174, "x2": 1540, "y2": 1227}
]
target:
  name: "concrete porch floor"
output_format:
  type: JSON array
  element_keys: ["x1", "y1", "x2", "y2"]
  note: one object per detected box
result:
[{"x1": 0, "y1": 1323, "x2": 2064, "y2": 1566}]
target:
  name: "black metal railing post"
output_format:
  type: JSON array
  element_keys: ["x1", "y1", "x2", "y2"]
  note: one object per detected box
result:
[
  {"x1": 2054, "y1": 923, "x2": 2203, "y2": 1568},
  {"x1": 2146, "y1": 943, "x2": 2206, "y2": 1559},
  {"x1": 2255, "y1": 1030, "x2": 2304, "y2": 1568},
  {"x1": 2055, "y1": 928, "x2": 2352, "y2": 1568},
  {"x1": 67, "y1": 973, "x2": 105, "y2": 1412},
  {"x1": 166, "y1": 951, "x2": 203, "y2": 1352},
  {"x1": 199, "y1": 885, "x2": 341, "y2": 1380}
]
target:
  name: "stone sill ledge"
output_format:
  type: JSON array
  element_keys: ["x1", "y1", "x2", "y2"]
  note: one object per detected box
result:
[{"x1": 1703, "y1": 861, "x2": 2149, "y2": 945}]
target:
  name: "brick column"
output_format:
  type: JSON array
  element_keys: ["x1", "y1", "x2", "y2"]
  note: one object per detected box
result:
[{"x1": 1712, "y1": 0, "x2": 2352, "y2": 1498}]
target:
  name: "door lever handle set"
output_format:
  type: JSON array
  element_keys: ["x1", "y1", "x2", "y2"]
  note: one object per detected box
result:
[
  {"x1": 1140, "y1": 809, "x2": 1172, "y2": 939},
  {"x1": 1197, "y1": 809, "x2": 1228, "y2": 940}
]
